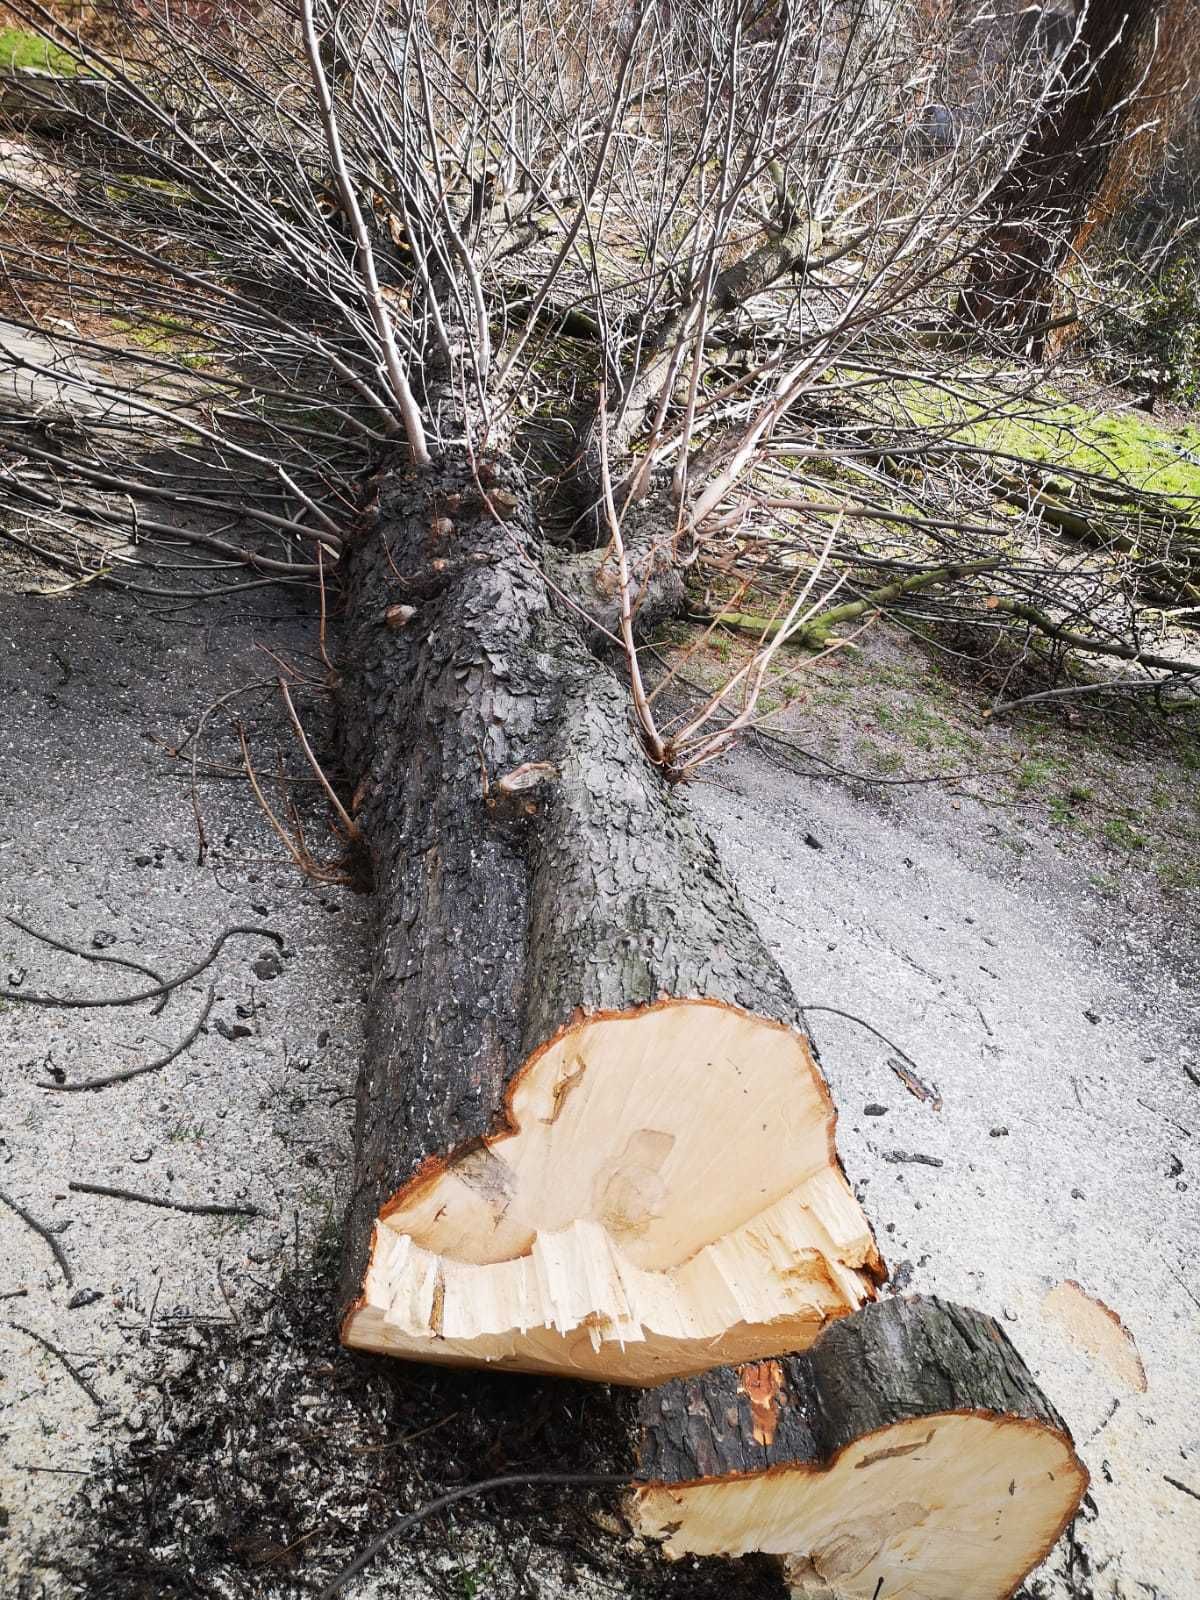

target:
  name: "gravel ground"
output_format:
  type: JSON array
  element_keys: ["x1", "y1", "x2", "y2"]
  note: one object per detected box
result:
[
  {"x1": 690, "y1": 727, "x2": 1200, "y2": 1600},
  {"x1": 0, "y1": 583, "x2": 370, "y2": 1591},
  {"x1": 1, "y1": 573, "x2": 1197, "y2": 1599}
]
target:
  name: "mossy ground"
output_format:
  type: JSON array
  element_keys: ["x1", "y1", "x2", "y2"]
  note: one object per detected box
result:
[
  {"x1": 0, "y1": 25, "x2": 81, "y2": 75},
  {"x1": 659, "y1": 615, "x2": 1200, "y2": 901},
  {"x1": 894, "y1": 381, "x2": 1200, "y2": 508}
]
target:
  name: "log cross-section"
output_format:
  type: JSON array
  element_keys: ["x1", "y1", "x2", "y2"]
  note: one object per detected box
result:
[
  {"x1": 631, "y1": 1295, "x2": 1089, "y2": 1597},
  {"x1": 336, "y1": 454, "x2": 882, "y2": 1382}
]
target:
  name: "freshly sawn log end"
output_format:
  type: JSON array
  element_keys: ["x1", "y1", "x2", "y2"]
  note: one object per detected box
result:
[
  {"x1": 341, "y1": 999, "x2": 882, "y2": 1383},
  {"x1": 630, "y1": 1295, "x2": 1088, "y2": 1599}
]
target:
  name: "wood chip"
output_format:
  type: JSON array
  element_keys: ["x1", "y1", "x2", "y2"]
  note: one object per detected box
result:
[{"x1": 1042, "y1": 1280, "x2": 1147, "y2": 1393}]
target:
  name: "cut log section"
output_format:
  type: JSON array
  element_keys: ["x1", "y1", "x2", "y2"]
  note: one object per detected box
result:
[
  {"x1": 337, "y1": 456, "x2": 882, "y2": 1382},
  {"x1": 631, "y1": 1295, "x2": 1089, "y2": 1598}
]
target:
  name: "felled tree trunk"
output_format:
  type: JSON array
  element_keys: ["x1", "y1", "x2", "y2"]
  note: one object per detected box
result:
[
  {"x1": 335, "y1": 450, "x2": 882, "y2": 1383},
  {"x1": 631, "y1": 1295, "x2": 1089, "y2": 1598}
]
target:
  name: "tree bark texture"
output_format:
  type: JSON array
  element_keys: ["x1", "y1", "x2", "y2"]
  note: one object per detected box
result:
[
  {"x1": 959, "y1": 0, "x2": 1183, "y2": 341},
  {"x1": 636, "y1": 1295, "x2": 1076, "y2": 1485},
  {"x1": 631, "y1": 1295, "x2": 1089, "y2": 1596},
  {"x1": 334, "y1": 451, "x2": 880, "y2": 1379}
]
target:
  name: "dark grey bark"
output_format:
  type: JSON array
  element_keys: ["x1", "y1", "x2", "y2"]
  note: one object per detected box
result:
[
  {"x1": 335, "y1": 451, "x2": 809, "y2": 1325},
  {"x1": 636, "y1": 1295, "x2": 1077, "y2": 1486}
]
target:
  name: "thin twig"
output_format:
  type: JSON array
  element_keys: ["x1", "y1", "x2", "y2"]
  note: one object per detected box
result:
[
  {"x1": 5, "y1": 915, "x2": 169, "y2": 1016},
  {"x1": 5, "y1": 927, "x2": 281, "y2": 1009},
  {"x1": 239, "y1": 724, "x2": 346, "y2": 881},
  {"x1": 177, "y1": 679, "x2": 277, "y2": 864},
  {"x1": 988, "y1": 676, "x2": 1184, "y2": 717},
  {"x1": 799, "y1": 1005, "x2": 921, "y2": 1071},
  {"x1": 319, "y1": 1472, "x2": 633, "y2": 1600},
  {"x1": 67, "y1": 1181, "x2": 258, "y2": 1217},
  {"x1": 0, "y1": 1189, "x2": 73, "y2": 1288},
  {"x1": 216, "y1": 1259, "x2": 242, "y2": 1327},
  {"x1": 299, "y1": 0, "x2": 428, "y2": 461},
  {"x1": 6, "y1": 1322, "x2": 102, "y2": 1407},
  {"x1": 42, "y1": 988, "x2": 215, "y2": 1092},
  {"x1": 278, "y1": 680, "x2": 360, "y2": 840}
]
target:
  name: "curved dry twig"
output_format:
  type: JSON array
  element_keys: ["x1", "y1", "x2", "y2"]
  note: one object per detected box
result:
[
  {"x1": 0, "y1": 1188, "x2": 74, "y2": 1288},
  {"x1": 319, "y1": 1472, "x2": 634, "y2": 1600},
  {"x1": 5, "y1": 915, "x2": 170, "y2": 1016},
  {"x1": 4, "y1": 928, "x2": 281, "y2": 1010},
  {"x1": 42, "y1": 988, "x2": 216, "y2": 1093}
]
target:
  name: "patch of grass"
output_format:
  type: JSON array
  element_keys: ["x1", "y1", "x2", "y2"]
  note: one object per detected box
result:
[
  {"x1": 1016, "y1": 756, "x2": 1059, "y2": 792},
  {"x1": 1048, "y1": 795, "x2": 1085, "y2": 828},
  {"x1": 1103, "y1": 816, "x2": 1147, "y2": 852},
  {"x1": 893, "y1": 381, "x2": 1200, "y2": 509},
  {"x1": 166, "y1": 1119, "x2": 207, "y2": 1144},
  {"x1": 1157, "y1": 860, "x2": 1200, "y2": 892},
  {"x1": 0, "y1": 26, "x2": 81, "y2": 74}
]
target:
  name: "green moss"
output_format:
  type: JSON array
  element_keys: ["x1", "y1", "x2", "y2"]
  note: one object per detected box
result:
[
  {"x1": 893, "y1": 382, "x2": 1200, "y2": 510},
  {"x1": 0, "y1": 26, "x2": 81, "y2": 74}
]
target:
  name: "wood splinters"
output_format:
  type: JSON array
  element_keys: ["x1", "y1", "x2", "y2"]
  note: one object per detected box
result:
[
  {"x1": 343, "y1": 1000, "x2": 882, "y2": 1384},
  {"x1": 630, "y1": 1295, "x2": 1089, "y2": 1600}
]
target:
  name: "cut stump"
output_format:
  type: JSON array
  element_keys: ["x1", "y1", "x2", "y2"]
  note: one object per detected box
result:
[
  {"x1": 337, "y1": 455, "x2": 882, "y2": 1382},
  {"x1": 631, "y1": 1295, "x2": 1088, "y2": 1597}
]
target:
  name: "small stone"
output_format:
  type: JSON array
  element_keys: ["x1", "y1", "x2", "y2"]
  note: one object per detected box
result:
[
  {"x1": 252, "y1": 951, "x2": 283, "y2": 981},
  {"x1": 91, "y1": 930, "x2": 117, "y2": 949},
  {"x1": 214, "y1": 1018, "x2": 252, "y2": 1041},
  {"x1": 891, "y1": 1261, "x2": 914, "y2": 1291},
  {"x1": 67, "y1": 1288, "x2": 103, "y2": 1310},
  {"x1": 7, "y1": 966, "x2": 26, "y2": 988},
  {"x1": 1070, "y1": 1186, "x2": 1085, "y2": 1199},
  {"x1": 989, "y1": 1126, "x2": 1009, "y2": 1138},
  {"x1": 133, "y1": 855, "x2": 153, "y2": 867},
  {"x1": 1165, "y1": 1155, "x2": 1183, "y2": 1178},
  {"x1": 1084, "y1": 1010, "x2": 1101, "y2": 1025},
  {"x1": 804, "y1": 833, "x2": 823, "y2": 851},
  {"x1": 316, "y1": 1030, "x2": 330, "y2": 1049},
  {"x1": 864, "y1": 1103, "x2": 888, "y2": 1117}
]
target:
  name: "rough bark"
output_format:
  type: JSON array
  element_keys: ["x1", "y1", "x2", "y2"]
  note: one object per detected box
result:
[
  {"x1": 335, "y1": 450, "x2": 881, "y2": 1381},
  {"x1": 959, "y1": 0, "x2": 1188, "y2": 344},
  {"x1": 631, "y1": 1295, "x2": 1089, "y2": 1597}
]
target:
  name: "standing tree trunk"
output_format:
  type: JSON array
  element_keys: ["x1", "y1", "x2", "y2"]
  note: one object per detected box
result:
[
  {"x1": 959, "y1": 0, "x2": 1192, "y2": 345},
  {"x1": 335, "y1": 451, "x2": 883, "y2": 1383}
]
